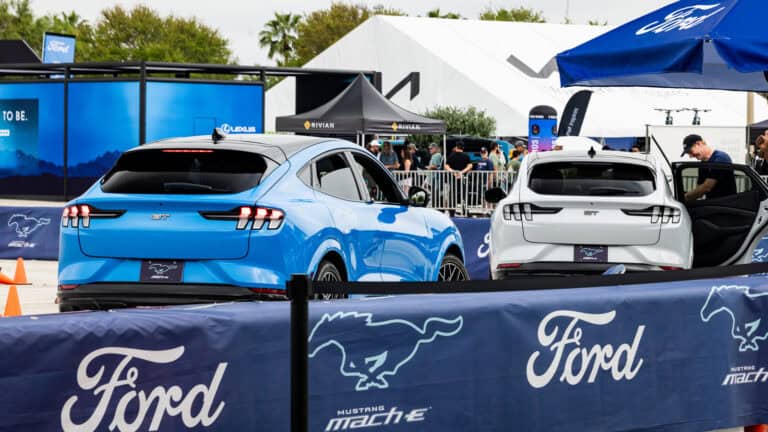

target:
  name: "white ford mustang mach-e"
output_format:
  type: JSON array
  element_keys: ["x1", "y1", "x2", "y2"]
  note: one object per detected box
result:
[
  {"x1": 488, "y1": 147, "x2": 692, "y2": 278},
  {"x1": 489, "y1": 141, "x2": 768, "y2": 278}
]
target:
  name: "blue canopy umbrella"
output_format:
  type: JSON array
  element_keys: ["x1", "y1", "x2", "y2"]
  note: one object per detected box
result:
[{"x1": 556, "y1": 0, "x2": 768, "y2": 91}]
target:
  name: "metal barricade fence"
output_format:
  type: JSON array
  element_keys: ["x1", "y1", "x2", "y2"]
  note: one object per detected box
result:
[
  {"x1": 391, "y1": 170, "x2": 515, "y2": 216},
  {"x1": 391, "y1": 173, "x2": 768, "y2": 216}
]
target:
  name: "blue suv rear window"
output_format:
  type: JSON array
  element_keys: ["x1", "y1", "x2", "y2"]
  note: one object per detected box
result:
[{"x1": 101, "y1": 149, "x2": 273, "y2": 194}]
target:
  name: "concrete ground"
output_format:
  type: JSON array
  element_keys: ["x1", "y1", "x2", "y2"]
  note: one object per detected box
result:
[{"x1": 0, "y1": 259, "x2": 59, "y2": 316}]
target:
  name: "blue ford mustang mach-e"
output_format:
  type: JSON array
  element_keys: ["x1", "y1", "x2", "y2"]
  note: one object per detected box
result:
[{"x1": 57, "y1": 133, "x2": 467, "y2": 310}]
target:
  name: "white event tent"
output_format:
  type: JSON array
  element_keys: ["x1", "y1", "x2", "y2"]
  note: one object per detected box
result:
[{"x1": 265, "y1": 16, "x2": 768, "y2": 138}]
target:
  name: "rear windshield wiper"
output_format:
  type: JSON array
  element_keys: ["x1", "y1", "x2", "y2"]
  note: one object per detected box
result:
[{"x1": 163, "y1": 182, "x2": 232, "y2": 193}]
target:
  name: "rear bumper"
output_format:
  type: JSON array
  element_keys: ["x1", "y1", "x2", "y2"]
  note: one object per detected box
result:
[
  {"x1": 57, "y1": 283, "x2": 287, "y2": 311},
  {"x1": 492, "y1": 262, "x2": 662, "y2": 279}
]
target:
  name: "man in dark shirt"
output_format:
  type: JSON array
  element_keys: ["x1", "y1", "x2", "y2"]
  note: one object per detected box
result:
[
  {"x1": 445, "y1": 142, "x2": 473, "y2": 210},
  {"x1": 681, "y1": 134, "x2": 736, "y2": 201}
]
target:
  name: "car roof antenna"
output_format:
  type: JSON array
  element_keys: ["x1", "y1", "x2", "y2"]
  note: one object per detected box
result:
[
  {"x1": 588, "y1": 146, "x2": 596, "y2": 159},
  {"x1": 212, "y1": 127, "x2": 226, "y2": 144}
]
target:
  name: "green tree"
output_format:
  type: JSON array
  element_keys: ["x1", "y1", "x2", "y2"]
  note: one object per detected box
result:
[
  {"x1": 84, "y1": 5, "x2": 232, "y2": 63},
  {"x1": 259, "y1": 12, "x2": 301, "y2": 66},
  {"x1": 422, "y1": 106, "x2": 497, "y2": 137},
  {"x1": 479, "y1": 7, "x2": 546, "y2": 23},
  {"x1": 293, "y1": 3, "x2": 404, "y2": 66},
  {"x1": 427, "y1": 8, "x2": 462, "y2": 19},
  {"x1": 0, "y1": 0, "x2": 50, "y2": 55},
  {"x1": 588, "y1": 19, "x2": 608, "y2": 26}
]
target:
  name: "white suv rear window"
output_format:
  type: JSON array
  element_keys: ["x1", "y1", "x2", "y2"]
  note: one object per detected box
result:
[{"x1": 529, "y1": 162, "x2": 656, "y2": 196}]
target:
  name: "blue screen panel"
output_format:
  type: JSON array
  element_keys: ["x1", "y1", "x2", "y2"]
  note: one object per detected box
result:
[
  {"x1": 67, "y1": 81, "x2": 140, "y2": 196},
  {"x1": 0, "y1": 82, "x2": 64, "y2": 197},
  {"x1": 529, "y1": 118, "x2": 557, "y2": 152},
  {"x1": 145, "y1": 81, "x2": 264, "y2": 142}
]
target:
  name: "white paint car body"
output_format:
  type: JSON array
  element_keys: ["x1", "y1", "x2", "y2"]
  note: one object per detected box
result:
[{"x1": 490, "y1": 148, "x2": 693, "y2": 278}]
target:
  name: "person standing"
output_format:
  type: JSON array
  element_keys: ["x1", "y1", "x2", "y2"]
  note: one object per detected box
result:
[
  {"x1": 379, "y1": 141, "x2": 400, "y2": 171},
  {"x1": 427, "y1": 143, "x2": 442, "y2": 170},
  {"x1": 445, "y1": 142, "x2": 473, "y2": 212},
  {"x1": 368, "y1": 134, "x2": 379, "y2": 149},
  {"x1": 754, "y1": 136, "x2": 768, "y2": 175},
  {"x1": 681, "y1": 134, "x2": 735, "y2": 201},
  {"x1": 426, "y1": 143, "x2": 444, "y2": 206},
  {"x1": 399, "y1": 147, "x2": 414, "y2": 194},
  {"x1": 369, "y1": 141, "x2": 380, "y2": 157}
]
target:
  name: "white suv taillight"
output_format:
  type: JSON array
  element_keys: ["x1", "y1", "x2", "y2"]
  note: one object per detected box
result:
[
  {"x1": 502, "y1": 203, "x2": 561, "y2": 221},
  {"x1": 622, "y1": 206, "x2": 681, "y2": 224}
]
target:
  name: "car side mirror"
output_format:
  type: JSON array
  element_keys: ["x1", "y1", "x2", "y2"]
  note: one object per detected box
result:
[
  {"x1": 408, "y1": 186, "x2": 430, "y2": 207},
  {"x1": 485, "y1": 187, "x2": 507, "y2": 203}
]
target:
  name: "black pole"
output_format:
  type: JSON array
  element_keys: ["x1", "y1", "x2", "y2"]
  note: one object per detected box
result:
[
  {"x1": 139, "y1": 61, "x2": 146, "y2": 145},
  {"x1": 62, "y1": 67, "x2": 69, "y2": 199},
  {"x1": 287, "y1": 274, "x2": 311, "y2": 432}
]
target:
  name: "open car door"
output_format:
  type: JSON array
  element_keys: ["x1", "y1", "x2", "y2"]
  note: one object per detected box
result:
[{"x1": 673, "y1": 162, "x2": 768, "y2": 267}]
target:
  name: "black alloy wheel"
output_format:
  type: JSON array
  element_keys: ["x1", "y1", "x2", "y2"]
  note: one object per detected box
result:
[
  {"x1": 438, "y1": 254, "x2": 469, "y2": 282},
  {"x1": 313, "y1": 259, "x2": 346, "y2": 300}
]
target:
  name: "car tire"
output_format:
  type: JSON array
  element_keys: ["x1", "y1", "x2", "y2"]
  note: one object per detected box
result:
[
  {"x1": 438, "y1": 254, "x2": 469, "y2": 281},
  {"x1": 313, "y1": 259, "x2": 346, "y2": 300}
]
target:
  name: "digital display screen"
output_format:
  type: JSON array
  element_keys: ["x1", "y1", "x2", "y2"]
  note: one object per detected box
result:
[
  {"x1": 0, "y1": 82, "x2": 64, "y2": 197},
  {"x1": 146, "y1": 81, "x2": 264, "y2": 142},
  {"x1": 67, "y1": 81, "x2": 140, "y2": 196},
  {"x1": 529, "y1": 117, "x2": 558, "y2": 152}
]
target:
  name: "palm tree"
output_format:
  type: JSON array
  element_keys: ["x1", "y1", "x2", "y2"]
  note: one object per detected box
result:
[{"x1": 258, "y1": 12, "x2": 300, "y2": 65}]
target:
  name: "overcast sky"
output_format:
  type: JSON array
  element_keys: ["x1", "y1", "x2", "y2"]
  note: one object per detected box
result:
[{"x1": 29, "y1": 0, "x2": 676, "y2": 65}]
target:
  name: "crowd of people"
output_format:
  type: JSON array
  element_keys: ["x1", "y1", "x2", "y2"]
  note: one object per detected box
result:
[{"x1": 365, "y1": 134, "x2": 529, "y2": 212}]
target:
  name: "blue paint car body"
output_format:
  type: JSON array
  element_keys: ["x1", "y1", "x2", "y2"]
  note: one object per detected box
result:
[{"x1": 58, "y1": 135, "x2": 464, "y2": 309}]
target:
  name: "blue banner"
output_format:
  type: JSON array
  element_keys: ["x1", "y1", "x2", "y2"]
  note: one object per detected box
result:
[
  {"x1": 1, "y1": 276, "x2": 768, "y2": 430},
  {"x1": 0, "y1": 206, "x2": 61, "y2": 259},
  {"x1": 42, "y1": 33, "x2": 75, "y2": 64},
  {"x1": 451, "y1": 218, "x2": 490, "y2": 280}
]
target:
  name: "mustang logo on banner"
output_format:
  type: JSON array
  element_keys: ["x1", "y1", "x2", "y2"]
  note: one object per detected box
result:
[
  {"x1": 7, "y1": 214, "x2": 50, "y2": 238},
  {"x1": 309, "y1": 312, "x2": 463, "y2": 391},
  {"x1": 0, "y1": 207, "x2": 61, "y2": 258},
  {"x1": 701, "y1": 285, "x2": 768, "y2": 352}
]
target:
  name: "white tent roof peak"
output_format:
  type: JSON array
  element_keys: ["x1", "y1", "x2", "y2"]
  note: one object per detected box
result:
[{"x1": 265, "y1": 16, "x2": 768, "y2": 136}]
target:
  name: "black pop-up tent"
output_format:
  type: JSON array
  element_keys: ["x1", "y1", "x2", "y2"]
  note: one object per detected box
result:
[
  {"x1": 276, "y1": 74, "x2": 446, "y2": 146},
  {"x1": 749, "y1": 119, "x2": 768, "y2": 146}
]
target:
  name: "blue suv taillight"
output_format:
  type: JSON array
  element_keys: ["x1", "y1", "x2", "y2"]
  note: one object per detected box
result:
[
  {"x1": 200, "y1": 206, "x2": 285, "y2": 230},
  {"x1": 62, "y1": 205, "x2": 125, "y2": 228}
]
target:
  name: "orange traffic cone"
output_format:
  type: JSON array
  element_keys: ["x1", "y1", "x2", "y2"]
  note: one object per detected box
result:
[
  {"x1": 0, "y1": 269, "x2": 13, "y2": 285},
  {"x1": 13, "y1": 257, "x2": 28, "y2": 285},
  {"x1": 746, "y1": 426, "x2": 768, "y2": 432},
  {"x1": 3, "y1": 285, "x2": 21, "y2": 317}
]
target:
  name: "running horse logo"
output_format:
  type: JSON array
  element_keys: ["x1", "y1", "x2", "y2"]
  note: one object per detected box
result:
[
  {"x1": 148, "y1": 263, "x2": 177, "y2": 275},
  {"x1": 581, "y1": 247, "x2": 603, "y2": 258},
  {"x1": 700, "y1": 285, "x2": 768, "y2": 352},
  {"x1": 7, "y1": 214, "x2": 51, "y2": 238},
  {"x1": 308, "y1": 311, "x2": 463, "y2": 391}
]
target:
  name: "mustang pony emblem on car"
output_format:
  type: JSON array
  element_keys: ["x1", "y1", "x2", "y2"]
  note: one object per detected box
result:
[
  {"x1": 8, "y1": 214, "x2": 51, "y2": 238},
  {"x1": 308, "y1": 311, "x2": 463, "y2": 391},
  {"x1": 700, "y1": 284, "x2": 768, "y2": 352},
  {"x1": 148, "y1": 263, "x2": 178, "y2": 275}
]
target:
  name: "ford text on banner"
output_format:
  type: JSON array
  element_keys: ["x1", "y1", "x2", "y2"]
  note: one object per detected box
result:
[{"x1": 1, "y1": 277, "x2": 768, "y2": 430}]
